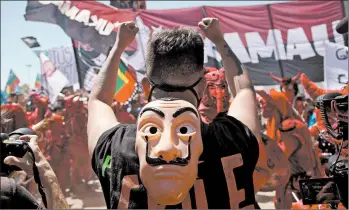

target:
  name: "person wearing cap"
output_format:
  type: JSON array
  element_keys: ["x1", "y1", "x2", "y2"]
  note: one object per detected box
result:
[{"x1": 1, "y1": 127, "x2": 69, "y2": 209}]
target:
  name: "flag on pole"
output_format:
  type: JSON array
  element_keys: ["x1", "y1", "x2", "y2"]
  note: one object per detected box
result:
[
  {"x1": 113, "y1": 57, "x2": 137, "y2": 104},
  {"x1": 34, "y1": 73, "x2": 41, "y2": 88},
  {"x1": 5, "y1": 70, "x2": 20, "y2": 95},
  {"x1": 0, "y1": 91, "x2": 7, "y2": 105},
  {"x1": 21, "y1": 36, "x2": 40, "y2": 48}
]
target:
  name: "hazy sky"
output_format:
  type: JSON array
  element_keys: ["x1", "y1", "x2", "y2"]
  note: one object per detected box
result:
[{"x1": 0, "y1": 1, "x2": 286, "y2": 90}]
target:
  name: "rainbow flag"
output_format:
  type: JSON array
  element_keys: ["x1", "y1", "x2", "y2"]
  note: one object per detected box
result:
[
  {"x1": 5, "y1": 69, "x2": 20, "y2": 95},
  {"x1": 113, "y1": 58, "x2": 137, "y2": 104},
  {"x1": 34, "y1": 73, "x2": 41, "y2": 88}
]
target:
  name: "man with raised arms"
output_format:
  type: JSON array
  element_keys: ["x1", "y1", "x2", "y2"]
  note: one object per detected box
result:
[{"x1": 88, "y1": 18, "x2": 261, "y2": 208}]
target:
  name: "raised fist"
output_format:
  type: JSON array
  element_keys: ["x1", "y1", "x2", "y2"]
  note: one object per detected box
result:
[
  {"x1": 198, "y1": 18, "x2": 224, "y2": 43},
  {"x1": 116, "y1": 21, "x2": 139, "y2": 50}
]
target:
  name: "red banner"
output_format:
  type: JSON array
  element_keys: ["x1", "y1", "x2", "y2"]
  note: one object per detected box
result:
[
  {"x1": 139, "y1": 7, "x2": 205, "y2": 30},
  {"x1": 25, "y1": 0, "x2": 346, "y2": 86},
  {"x1": 204, "y1": 1, "x2": 345, "y2": 84},
  {"x1": 270, "y1": 1, "x2": 344, "y2": 44}
]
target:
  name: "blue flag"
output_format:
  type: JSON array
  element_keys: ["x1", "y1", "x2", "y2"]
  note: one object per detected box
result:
[{"x1": 1, "y1": 91, "x2": 7, "y2": 105}]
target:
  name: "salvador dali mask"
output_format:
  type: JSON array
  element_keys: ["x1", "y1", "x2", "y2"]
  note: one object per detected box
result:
[{"x1": 135, "y1": 98, "x2": 203, "y2": 205}]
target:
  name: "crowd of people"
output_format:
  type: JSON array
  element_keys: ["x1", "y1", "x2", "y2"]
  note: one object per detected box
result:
[{"x1": 0, "y1": 16, "x2": 348, "y2": 209}]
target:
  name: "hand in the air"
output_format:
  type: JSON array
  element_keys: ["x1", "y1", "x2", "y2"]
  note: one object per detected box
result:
[
  {"x1": 4, "y1": 135, "x2": 45, "y2": 177},
  {"x1": 198, "y1": 18, "x2": 224, "y2": 43},
  {"x1": 116, "y1": 21, "x2": 139, "y2": 50}
]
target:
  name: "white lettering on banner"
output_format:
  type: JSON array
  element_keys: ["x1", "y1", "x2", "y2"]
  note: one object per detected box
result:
[
  {"x1": 311, "y1": 24, "x2": 328, "y2": 56},
  {"x1": 65, "y1": 6, "x2": 80, "y2": 20},
  {"x1": 51, "y1": 1, "x2": 64, "y2": 7},
  {"x1": 38, "y1": 0, "x2": 51, "y2": 5},
  {"x1": 224, "y1": 33, "x2": 251, "y2": 63},
  {"x1": 95, "y1": 18, "x2": 107, "y2": 32},
  {"x1": 43, "y1": 0, "x2": 116, "y2": 36},
  {"x1": 100, "y1": 22, "x2": 115, "y2": 36},
  {"x1": 245, "y1": 29, "x2": 286, "y2": 63},
  {"x1": 75, "y1": 9, "x2": 91, "y2": 25},
  {"x1": 286, "y1": 27, "x2": 316, "y2": 60},
  {"x1": 58, "y1": 1, "x2": 71, "y2": 14}
]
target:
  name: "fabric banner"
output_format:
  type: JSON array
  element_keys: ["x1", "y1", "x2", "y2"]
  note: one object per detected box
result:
[
  {"x1": 33, "y1": 46, "x2": 78, "y2": 103},
  {"x1": 110, "y1": 0, "x2": 146, "y2": 10},
  {"x1": 34, "y1": 45, "x2": 80, "y2": 88},
  {"x1": 205, "y1": 1, "x2": 345, "y2": 85},
  {"x1": 324, "y1": 42, "x2": 348, "y2": 90},
  {"x1": 25, "y1": 0, "x2": 346, "y2": 86},
  {"x1": 73, "y1": 40, "x2": 138, "y2": 104},
  {"x1": 25, "y1": 0, "x2": 138, "y2": 54}
]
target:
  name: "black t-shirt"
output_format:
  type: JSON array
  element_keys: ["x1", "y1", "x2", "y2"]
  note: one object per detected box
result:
[
  {"x1": 0, "y1": 177, "x2": 43, "y2": 209},
  {"x1": 92, "y1": 112, "x2": 259, "y2": 209}
]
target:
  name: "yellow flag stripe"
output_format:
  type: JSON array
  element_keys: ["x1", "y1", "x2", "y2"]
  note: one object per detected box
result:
[{"x1": 117, "y1": 68, "x2": 129, "y2": 84}]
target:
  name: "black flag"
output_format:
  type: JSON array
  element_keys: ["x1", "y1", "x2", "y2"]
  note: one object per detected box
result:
[{"x1": 21, "y1": 36, "x2": 40, "y2": 48}]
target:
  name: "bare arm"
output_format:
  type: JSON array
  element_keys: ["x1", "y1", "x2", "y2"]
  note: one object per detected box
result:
[
  {"x1": 4, "y1": 135, "x2": 69, "y2": 209},
  {"x1": 214, "y1": 39, "x2": 243, "y2": 98},
  {"x1": 37, "y1": 155, "x2": 69, "y2": 209},
  {"x1": 87, "y1": 21, "x2": 139, "y2": 156},
  {"x1": 228, "y1": 70, "x2": 261, "y2": 141},
  {"x1": 87, "y1": 44, "x2": 122, "y2": 156},
  {"x1": 199, "y1": 18, "x2": 260, "y2": 141}
]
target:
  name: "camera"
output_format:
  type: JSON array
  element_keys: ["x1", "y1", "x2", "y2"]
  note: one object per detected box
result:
[
  {"x1": 299, "y1": 92, "x2": 348, "y2": 208},
  {"x1": 0, "y1": 128, "x2": 36, "y2": 176}
]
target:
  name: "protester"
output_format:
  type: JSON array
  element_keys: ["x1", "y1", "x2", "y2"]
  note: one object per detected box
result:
[
  {"x1": 88, "y1": 18, "x2": 261, "y2": 208},
  {"x1": 269, "y1": 72, "x2": 300, "y2": 105},
  {"x1": 199, "y1": 67, "x2": 293, "y2": 196},
  {"x1": 2, "y1": 128, "x2": 69, "y2": 209},
  {"x1": 257, "y1": 88, "x2": 323, "y2": 209}
]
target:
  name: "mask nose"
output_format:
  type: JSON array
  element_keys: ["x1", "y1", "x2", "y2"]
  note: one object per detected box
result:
[{"x1": 154, "y1": 132, "x2": 181, "y2": 162}]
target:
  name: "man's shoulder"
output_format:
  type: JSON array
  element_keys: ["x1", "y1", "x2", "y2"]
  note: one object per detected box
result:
[
  {"x1": 99, "y1": 123, "x2": 137, "y2": 143},
  {"x1": 201, "y1": 112, "x2": 259, "y2": 167},
  {"x1": 202, "y1": 112, "x2": 256, "y2": 141},
  {"x1": 92, "y1": 123, "x2": 138, "y2": 178}
]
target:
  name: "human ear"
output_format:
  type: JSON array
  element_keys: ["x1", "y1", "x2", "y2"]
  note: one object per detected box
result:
[{"x1": 141, "y1": 77, "x2": 151, "y2": 98}]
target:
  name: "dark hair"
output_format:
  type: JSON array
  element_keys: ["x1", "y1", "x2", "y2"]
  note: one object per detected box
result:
[
  {"x1": 295, "y1": 95, "x2": 305, "y2": 101},
  {"x1": 279, "y1": 83, "x2": 299, "y2": 96},
  {"x1": 146, "y1": 27, "x2": 204, "y2": 87}
]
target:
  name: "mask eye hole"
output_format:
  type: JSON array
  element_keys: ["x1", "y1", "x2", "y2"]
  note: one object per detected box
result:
[
  {"x1": 141, "y1": 124, "x2": 162, "y2": 141},
  {"x1": 176, "y1": 124, "x2": 196, "y2": 141},
  {"x1": 143, "y1": 125, "x2": 161, "y2": 135}
]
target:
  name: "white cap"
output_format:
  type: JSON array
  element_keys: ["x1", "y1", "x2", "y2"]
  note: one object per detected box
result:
[{"x1": 40, "y1": 53, "x2": 50, "y2": 63}]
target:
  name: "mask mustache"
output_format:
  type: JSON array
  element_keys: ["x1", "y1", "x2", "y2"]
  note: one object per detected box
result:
[{"x1": 145, "y1": 136, "x2": 191, "y2": 167}]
